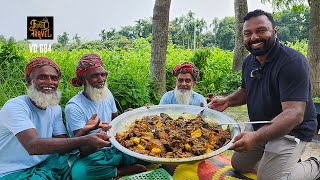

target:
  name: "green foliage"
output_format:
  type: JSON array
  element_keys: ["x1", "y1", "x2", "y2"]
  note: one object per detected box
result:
[
  {"x1": 190, "y1": 48, "x2": 211, "y2": 81},
  {"x1": 195, "y1": 48, "x2": 241, "y2": 96},
  {"x1": 274, "y1": 5, "x2": 309, "y2": 43},
  {"x1": 0, "y1": 41, "x2": 26, "y2": 104},
  {"x1": 57, "y1": 32, "x2": 69, "y2": 47},
  {"x1": 285, "y1": 39, "x2": 308, "y2": 56},
  {"x1": 313, "y1": 97, "x2": 320, "y2": 103},
  {"x1": 0, "y1": 38, "x2": 311, "y2": 112},
  {"x1": 215, "y1": 17, "x2": 236, "y2": 50}
]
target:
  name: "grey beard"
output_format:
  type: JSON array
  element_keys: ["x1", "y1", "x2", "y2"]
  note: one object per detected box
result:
[
  {"x1": 27, "y1": 82, "x2": 61, "y2": 109},
  {"x1": 85, "y1": 81, "x2": 111, "y2": 102},
  {"x1": 174, "y1": 87, "x2": 192, "y2": 105}
]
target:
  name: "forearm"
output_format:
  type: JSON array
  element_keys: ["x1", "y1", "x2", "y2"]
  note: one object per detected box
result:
[
  {"x1": 255, "y1": 107, "x2": 304, "y2": 143},
  {"x1": 74, "y1": 128, "x2": 91, "y2": 137},
  {"x1": 226, "y1": 88, "x2": 246, "y2": 107},
  {"x1": 26, "y1": 136, "x2": 86, "y2": 155}
]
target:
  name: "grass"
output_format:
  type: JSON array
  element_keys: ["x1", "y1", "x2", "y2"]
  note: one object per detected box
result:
[{"x1": 224, "y1": 105, "x2": 249, "y2": 122}]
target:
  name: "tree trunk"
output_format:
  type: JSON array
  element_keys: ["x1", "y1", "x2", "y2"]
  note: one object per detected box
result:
[
  {"x1": 150, "y1": 0, "x2": 171, "y2": 97},
  {"x1": 307, "y1": 0, "x2": 320, "y2": 97},
  {"x1": 233, "y1": 0, "x2": 248, "y2": 72}
]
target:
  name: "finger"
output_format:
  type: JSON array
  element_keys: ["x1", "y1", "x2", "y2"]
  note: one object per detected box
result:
[
  {"x1": 103, "y1": 125, "x2": 112, "y2": 131},
  {"x1": 93, "y1": 119, "x2": 101, "y2": 128},
  {"x1": 90, "y1": 113, "x2": 98, "y2": 120},
  {"x1": 98, "y1": 141, "x2": 111, "y2": 148},
  {"x1": 233, "y1": 133, "x2": 244, "y2": 142},
  {"x1": 229, "y1": 140, "x2": 242, "y2": 150},
  {"x1": 210, "y1": 98, "x2": 219, "y2": 103},
  {"x1": 97, "y1": 133, "x2": 110, "y2": 141}
]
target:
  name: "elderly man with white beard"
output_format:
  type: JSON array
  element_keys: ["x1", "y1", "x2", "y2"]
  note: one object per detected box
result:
[
  {"x1": 0, "y1": 57, "x2": 111, "y2": 180},
  {"x1": 65, "y1": 53, "x2": 148, "y2": 180},
  {"x1": 160, "y1": 62, "x2": 207, "y2": 107}
]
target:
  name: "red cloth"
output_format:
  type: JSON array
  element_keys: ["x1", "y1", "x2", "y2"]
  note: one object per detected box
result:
[
  {"x1": 172, "y1": 62, "x2": 200, "y2": 81},
  {"x1": 71, "y1": 53, "x2": 103, "y2": 87},
  {"x1": 24, "y1": 56, "x2": 61, "y2": 81}
]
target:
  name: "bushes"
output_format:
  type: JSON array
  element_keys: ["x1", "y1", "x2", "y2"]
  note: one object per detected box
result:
[
  {"x1": 0, "y1": 42, "x2": 26, "y2": 105},
  {"x1": 0, "y1": 40, "x2": 242, "y2": 111},
  {"x1": 192, "y1": 47, "x2": 240, "y2": 96},
  {"x1": 9, "y1": 39, "x2": 314, "y2": 111}
]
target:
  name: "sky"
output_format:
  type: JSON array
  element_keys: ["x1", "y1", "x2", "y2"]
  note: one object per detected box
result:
[{"x1": 0, "y1": 0, "x2": 273, "y2": 43}]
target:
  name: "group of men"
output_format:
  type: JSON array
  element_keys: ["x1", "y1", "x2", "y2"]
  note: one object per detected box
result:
[{"x1": 0, "y1": 9, "x2": 319, "y2": 180}]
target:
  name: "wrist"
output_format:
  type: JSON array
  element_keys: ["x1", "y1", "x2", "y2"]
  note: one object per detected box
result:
[{"x1": 253, "y1": 131, "x2": 266, "y2": 143}]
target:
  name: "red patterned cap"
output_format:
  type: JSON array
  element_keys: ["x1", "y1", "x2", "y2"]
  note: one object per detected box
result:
[
  {"x1": 172, "y1": 62, "x2": 199, "y2": 81},
  {"x1": 24, "y1": 56, "x2": 61, "y2": 81},
  {"x1": 71, "y1": 53, "x2": 103, "y2": 87}
]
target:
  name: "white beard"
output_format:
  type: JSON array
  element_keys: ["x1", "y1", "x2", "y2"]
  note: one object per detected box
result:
[
  {"x1": 27, "y1": 82, "x2": 61, "y2": 109},
  {"x1": 174, "y1": 87, "x2": 192, "y2": 105},
  {"x1": 85, "y1": 81, "x2": 111, "y2": 102}
]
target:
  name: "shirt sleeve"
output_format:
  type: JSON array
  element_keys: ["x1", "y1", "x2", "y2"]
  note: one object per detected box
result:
[
  {"x1": 278, "y1": 57, "x2": 309, "y2": 102},
  {"x1": 1, "y1": 101, "x2": 35, "y2": 135},
  {"x1": 159, "y1": 92, "x2": 169, "y2": 105},
  {"x1": 52, "y1": 106, "x2": 67, "y2": 136},
  {"x1": 65, "y1": 103, "x2": 86, "y2": 135}
]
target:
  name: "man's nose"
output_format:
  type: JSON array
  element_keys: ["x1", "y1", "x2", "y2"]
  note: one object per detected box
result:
[{"x1": 250, "y1": 33, "x2": 259, "y2": 41}]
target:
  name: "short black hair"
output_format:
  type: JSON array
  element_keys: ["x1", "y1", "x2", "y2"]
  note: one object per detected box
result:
[{"x1": 243, "y1": 9, "x2": 275, "y2": 28}]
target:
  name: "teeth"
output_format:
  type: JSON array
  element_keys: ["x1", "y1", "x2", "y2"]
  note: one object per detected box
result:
[{"x1": 43, "y1": 87, "x2": 53, "y2": 90}]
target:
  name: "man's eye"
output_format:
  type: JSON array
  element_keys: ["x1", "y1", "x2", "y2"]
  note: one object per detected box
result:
[
  {"x1": 39, "y1": 76, "x2": 46, "y2": 80},
  {"x1": 51, "y1": 76, "x2": 59, "y2": 81},
  {"x1": 91, "y1": 74, "x2": 98, "y2": 78},
  {"x1": 257, "y1": 29, "x2": 267, "y2": 34},
  {"x1": 244, "y1": 32, "x2": 251, "y2": 37},
  {"x1": 101, "y1": 73, "x2": 107, "y2": 77}
]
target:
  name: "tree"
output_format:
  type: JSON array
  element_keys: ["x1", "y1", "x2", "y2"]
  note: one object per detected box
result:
[
  {"x1": 135, "y1": 18, "x2": 152, "y2": 38},
  {"x1": 7, "y1": 37, "x2": 16, "y2": 44},
  {"x1": 73, "y1": 33, "x2": 81, "y2": 46},
  {"x1": 118, "y1": 26, "x2": 136, "y2": 40},
  {"x1": 99, "y1": 29, "x2": 107, "y2": 41},
  {"x1": 106, "y1": 28, "x2": 116, "y2": 40},
  {"x1": 274, "y1": 6, "x2": 309, "y2": 43},
  {"x1": 150, "y1": 0, "x2": 171, "y2": 98},
  {"x1": 233, "y1": 0, "x2": 249, "y2": 72},
  {"x1": 215, "y1": 17, "x2": 236, "y2": 50},
  {"x1": 57, "y1": 32, "x2": 69, "y2": 46},
  {"x1": 307, "y1": 0, "x2": 320, "y2": 96}
]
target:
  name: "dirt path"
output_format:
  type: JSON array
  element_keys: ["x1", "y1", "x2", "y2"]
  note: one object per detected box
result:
[{"x1": 301, "y1": 141, "x2": 320, "y2": 161}]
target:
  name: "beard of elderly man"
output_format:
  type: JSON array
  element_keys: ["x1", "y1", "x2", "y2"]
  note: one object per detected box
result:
[
  {"x1": 27, "y1": 81, "x2": 62, "y2": 109},
  {"x1": 174, "y1": 86, "x2": 193, "y2": 105},
  {"x1": 84, "y1": 80, "x2": 111, "y2": 102}
]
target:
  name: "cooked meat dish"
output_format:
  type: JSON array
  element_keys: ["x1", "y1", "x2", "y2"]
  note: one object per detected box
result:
[{"x1": 115, "y1": 113, "x2": 231, "y2": 158}]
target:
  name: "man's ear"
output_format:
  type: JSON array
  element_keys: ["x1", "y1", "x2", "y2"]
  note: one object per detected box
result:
[
  {"x1": 25, "y1": 77, "x2": 32, "y2": 86},
  {"x1": 78, "y1": 76, "x2": 85, "y2": 86}
]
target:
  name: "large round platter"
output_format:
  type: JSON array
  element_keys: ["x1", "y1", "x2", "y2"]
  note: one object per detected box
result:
[{"x1": 108, "y1": 104, "x2": 240, "y2": 164}]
